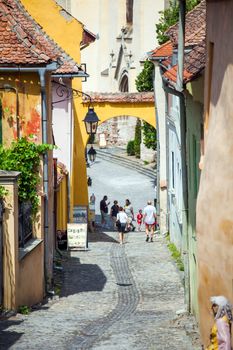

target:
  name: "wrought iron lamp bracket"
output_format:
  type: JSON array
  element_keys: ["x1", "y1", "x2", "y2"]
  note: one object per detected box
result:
[{"x1": 52, "y1": 80, "x2": 92, "y2": 106}]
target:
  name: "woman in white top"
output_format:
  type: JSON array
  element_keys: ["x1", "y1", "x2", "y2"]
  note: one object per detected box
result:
[{"x1": 116, "y1": 207, "x2": 128, "y2": 244}]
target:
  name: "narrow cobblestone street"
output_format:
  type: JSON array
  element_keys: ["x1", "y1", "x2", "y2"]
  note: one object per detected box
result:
[
  {"x1": 0, "y1": 157, "x2": 201, "y2": 349},
  {"x1": 0, "y1": 231, "x2": 201, "y2": 349}
]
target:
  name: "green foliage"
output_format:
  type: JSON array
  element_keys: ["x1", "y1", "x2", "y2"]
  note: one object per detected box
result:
[
  {"x1": 166, "y1": 235, "x2": 184, "y2": 271},
  {"x1": 0, "y1": 137, "x2": 53, "y2": 214},
  {"x1": 0, "y1": 185, "x2": 8, "y2": 199},
  {"x1": 18, "y1": 305, "x2": 31, "y2": 315},
  {"x1": 134, "y1": 119, "x2": 142, "y2": 158},
  {"x1": 135, "y1": 61, "x2": 154, "y2": 92},
  {"x1": 127, "y1": 140, "x2": 135, "y2": 156},
  {"x1": 142, "y1": 122, "x2": 157, "y2": 150},
  {"x1": 156, "y1": 0, "x2": 201, "y2": 45}
]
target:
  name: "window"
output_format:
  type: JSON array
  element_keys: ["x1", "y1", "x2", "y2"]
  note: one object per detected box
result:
[
  {"x1": 119, "y1": 74, "x2": 129, "y2": 92},
  {"x1": 126, "y1": 0, "x2": 134, "y2": 25},
  {"x1": 171, "y1": 151, "x2": 175, "y2": 189}
]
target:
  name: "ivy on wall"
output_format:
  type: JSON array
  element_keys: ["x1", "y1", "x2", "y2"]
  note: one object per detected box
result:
[
  {"x1": 0, "y1": 137, "x2": 53, "y2": 214},
  {"x1": 135, "y1": 61, "x2": 154, "y2": 92}
]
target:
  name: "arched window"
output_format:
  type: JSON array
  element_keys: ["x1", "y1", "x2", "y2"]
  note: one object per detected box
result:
[{"x1": 119, "y1": 74, "x2": 129, "y2": 92}]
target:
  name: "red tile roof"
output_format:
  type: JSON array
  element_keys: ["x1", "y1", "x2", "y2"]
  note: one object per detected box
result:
[
  {"x1": 149, "y1": 0, "x2": 206, "y2": 85},
  {"x1": 0, "y1": 0, "x2": 83, "y2": 76},
  {"x1": 163, "y1": 41, "x2": 206, "y2": 84},
  {"x1": 82, "y1": 92, "x2": 155, "y2": 103},
  {"x1": 166, "y1": 0, "x2": 206, "y2": 47},
  {"x1": 150, "y1": 41, "x2": 173, "y2": 59}
]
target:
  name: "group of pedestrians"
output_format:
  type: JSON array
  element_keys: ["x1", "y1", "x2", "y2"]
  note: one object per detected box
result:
[{"x1": 99, "y1": 196, "x2": 157, "y2": 245}]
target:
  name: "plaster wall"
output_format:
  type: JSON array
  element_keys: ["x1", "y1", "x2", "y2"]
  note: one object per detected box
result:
[
  {"x1": 196, "y1": 1, "x2": 233, "y2": 345},
  {"x1": 52, "y1": 80, "x2": 73, "y2": 174},
  {"x1": 0, "y1": 73, "x2": 42, "y2": 145},
  {"x1": 186, "y1": 78, "x2": 203, "y2": 318},
  {"x1": 154, "y1": 64, "x2": 167, "y2": 233},
  {"x1": 18, "y1": 243, "x2": 44, "y2": 307},
  {"x1": 167, "y1": 94, "x2": 183, "y2": 249}
]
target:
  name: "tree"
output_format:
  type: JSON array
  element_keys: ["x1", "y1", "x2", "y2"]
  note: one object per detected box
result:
[
  {"x1": 156, "y1": 0, "x2": 201, "y2": 45},
  {"x1": 142, "y1": 122, "x2": 157, "y2": 150},
  {"x1": 134, "y1": 118, "x2": 142, "y2": 158},
  {"x1": 135, "y1": 60, "x2": 154, "y2": 92}
]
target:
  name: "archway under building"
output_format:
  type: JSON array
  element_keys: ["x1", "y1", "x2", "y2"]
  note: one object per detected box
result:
[{"x1": 72, "y1": 91, "x2": 156, "y2": 208}]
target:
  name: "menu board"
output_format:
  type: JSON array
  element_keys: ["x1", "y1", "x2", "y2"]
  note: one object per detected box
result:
[{"x1": 67, "y1": 223, "x2": 88, "y2": 250}]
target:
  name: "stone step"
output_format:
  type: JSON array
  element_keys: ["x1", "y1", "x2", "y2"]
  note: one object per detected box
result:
[{"x1": 96, "y1": 149, "x2": 157, "y2": 181}]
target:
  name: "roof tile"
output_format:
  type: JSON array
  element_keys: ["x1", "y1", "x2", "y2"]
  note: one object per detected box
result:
[{"x1": 0, "y1": 0, "x2": 83, "y2": 75}]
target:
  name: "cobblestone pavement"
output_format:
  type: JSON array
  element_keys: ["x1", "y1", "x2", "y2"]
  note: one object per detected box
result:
[{"x1": 0, "y1": 231, "x2": 201, "y2": 350}]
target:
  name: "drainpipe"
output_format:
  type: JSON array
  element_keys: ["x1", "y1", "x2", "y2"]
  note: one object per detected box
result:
[
  {"x1": 177, "y1": 0, "x2": 190, "y2": 312},
  {"x1": 38, "y1": 63, "x2": 58, "y2": 292}
]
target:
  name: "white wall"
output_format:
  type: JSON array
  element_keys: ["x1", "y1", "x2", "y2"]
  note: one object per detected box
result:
[{"x1": 52, "y1": 80, "x2": 73, "y2": 174}]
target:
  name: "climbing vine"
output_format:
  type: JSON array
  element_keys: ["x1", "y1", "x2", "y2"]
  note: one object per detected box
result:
[
  {"x1": 0, "y1": 185, "x2": 8, "y2": 200},
  {"x1": 135, "y1": 60, "x2": 154, "y2": 92},
  {"x1": 0, "y1": 137, "x2": 53, "y2": 214}
]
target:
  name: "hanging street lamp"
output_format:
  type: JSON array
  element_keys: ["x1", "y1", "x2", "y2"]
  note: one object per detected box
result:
[
  {"x1": 83, "y1": 107, "x2": 100, "y2": 135},
  {"x1": 87, "y1": 146, "x2": 97, "y2": 163}
]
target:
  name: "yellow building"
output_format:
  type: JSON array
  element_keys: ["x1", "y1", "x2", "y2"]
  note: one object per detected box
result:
[{"x1": 0, "y1": 0, "x2": 84, "y2": 309}]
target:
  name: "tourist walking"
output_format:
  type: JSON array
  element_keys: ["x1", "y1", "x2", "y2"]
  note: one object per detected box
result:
[
  {"x1": 124, "y1": 199, "x2": 135, "y2": 231},
  {"x1": 110, "y1": 200, "x2": 119, "y2": 230},
  {"x1": 136, "y1": 209, "x2": 143, "y2": 231},
  {"x1": 205, "y1": 296, "x2": 232, "y2": 350},
  {"x1": 143, "y1": 200, "x2": 156, "y2": 242},
  {"x1": 100, "y1": 195, "x2": 110, "y2": 228},
  {"x1": 116, "y1": 207, "x2": 128, "y2": 244}
]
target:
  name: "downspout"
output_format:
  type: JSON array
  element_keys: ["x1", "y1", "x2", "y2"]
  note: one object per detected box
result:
[
  {"x1": 177, "y1": 0, "x2": 190, "y2": 312},
  {"x1": 38, "y1": 63, "x2": 58, "y2": 293}
]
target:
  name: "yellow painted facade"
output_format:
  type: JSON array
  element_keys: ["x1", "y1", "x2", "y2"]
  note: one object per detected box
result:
[{"x1": 21, "y1": 0, "x2": 156, "y2": 212}]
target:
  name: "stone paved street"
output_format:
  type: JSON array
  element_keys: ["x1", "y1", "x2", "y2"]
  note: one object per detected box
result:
[
  {"x1": 0, "y1": 231, "x2": 201, "y2": 349},
  {"x1": 0, "y1": 156, "x2": 201, "y2": 349}
]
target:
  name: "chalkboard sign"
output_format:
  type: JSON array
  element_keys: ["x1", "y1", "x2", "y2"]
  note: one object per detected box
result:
[{"x1": 67, "y1": 223, "x2": 88, "y2": 251}]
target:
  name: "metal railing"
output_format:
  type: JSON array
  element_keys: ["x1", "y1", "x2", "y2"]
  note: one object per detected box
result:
[{"x1": 18, "y1": 201, "x2": 33, "y2": 248}]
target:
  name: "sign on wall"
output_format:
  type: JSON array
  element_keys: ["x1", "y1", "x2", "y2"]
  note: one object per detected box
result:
[{"x1": 67, "y1": 223, "x2": 88, "y2": 251}]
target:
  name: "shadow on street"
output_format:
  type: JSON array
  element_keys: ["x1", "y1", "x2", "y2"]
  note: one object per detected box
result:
[
  {"x1": 0, "y1": 319, "x2": 24, "y2": 349},
  {"x1": 61, "y1": 256, "x2": 107, "y2": 297}
]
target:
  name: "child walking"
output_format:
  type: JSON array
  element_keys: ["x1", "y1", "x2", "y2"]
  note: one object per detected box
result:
[{"x1": 136, "y1": 209, "x2": 143, "y2": 231}]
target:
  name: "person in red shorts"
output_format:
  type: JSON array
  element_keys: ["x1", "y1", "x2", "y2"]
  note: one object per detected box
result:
[
  {"x1": 143, "y1": 200, "x2": 156, "y2": 242},
  {"x1": 136, "y1": 209, "x2": 143, "y2": 231}
]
